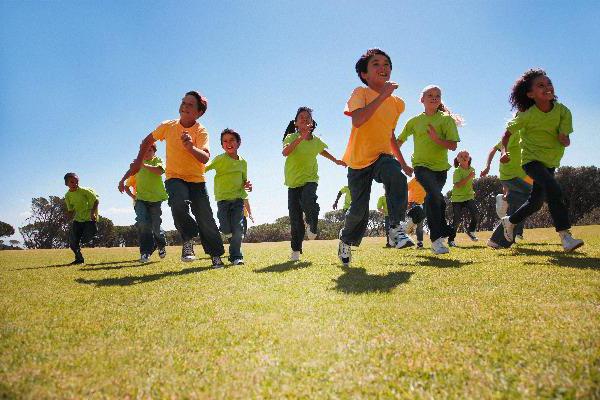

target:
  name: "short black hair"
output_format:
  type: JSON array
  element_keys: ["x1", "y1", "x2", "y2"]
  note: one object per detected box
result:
[
  {"x1": 221, "y1": 128, "x2": 241, "y2": 145},
  {"x1": 64, "y1": 172, "x2": 78, "y2": 184},
  {"x1": 185, "y1": 91, "x2": 208, "y2": 114},
  {"x1": 355, "y1": 48, "x2": 392, "y2": 85}
]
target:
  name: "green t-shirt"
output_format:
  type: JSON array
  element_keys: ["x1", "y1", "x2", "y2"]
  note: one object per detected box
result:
[
  {"x1": 506, "y1": 102, "x2": 573, "y2": 168},
  {"x1": 205, "y1": 153, "x2": 248, "y2": 201},
  {"x1": 339, "y1": 185, "x2": 352, "y2": 210},
  {"x1": 377, "y1": 195, "x2": 388, "y2": 216},
  {"x1": 136, "y1": 157, "x2": 169, "y2": 202},
  {"x1": 451, "y1": 166, "x2": 475, "y2": 202},
  {"x1": 283, "y1": 133, "x2": 327, "y2": 188},
  {"x1": 399, "y1": 111, "x2": 460, "y2": 171},
  {"x1": 494, "y1": 131, "x2": 526, "y2": 181},
  {"x1": 65, "y1": 187, "x2": 98, "y2": 222}
]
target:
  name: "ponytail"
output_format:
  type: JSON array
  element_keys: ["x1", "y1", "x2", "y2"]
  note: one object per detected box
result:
[{"x1": 283, "y1": 120, "x2": 296, "y2": 142}]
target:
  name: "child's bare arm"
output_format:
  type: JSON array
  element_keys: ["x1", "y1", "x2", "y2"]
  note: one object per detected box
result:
[
  {"x1": 454, "y1": 171, "x2": 475, "y2": 188},
  {"x1": 181, "y1": 132, "x2": 210, "y2": 164},
  {"x1": 124, "y1": 186, "x2": 136, "y2": 200},
  {"x1": 558, "y1": 133, "x2": 570, "y2": 147},
  {"x1": 390, "y1": 133, "x2": 413, "y2": 176},
  {"x1": 142, "y1": 164, "x2": 164, "y2": 175},
  {"x1": 351, "y1": 81, "x2": 398, "y2": 128},
  {"x1": 282, "y1": 135, "x2": 304, "y2": 156},
  {"x1": 118, "y1": 133, "x2": 156, "y2": 192},
  {"x1": 319, "y1": 150, "x2": 346, "y2": 166},
  {"x1": 427, "y1": 124, "x2": 457, "y2": 151},
  {"x1": 480, "y1": 146, "x2": 499, "y2": 177},
  {"x1": 500, "y1": 130, "x2": 512, "y2": 163},
  {"x1": 90, "y1": 200, "x2": 99, "y2": 221},
  {"x1": 333, "y1": 191, "x2": 342, "y2": 209}
]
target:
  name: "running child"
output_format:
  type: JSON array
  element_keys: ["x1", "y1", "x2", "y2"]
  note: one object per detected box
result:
[
  {"x1": 500, "y1": 69, "x2": 583, "y2": 251},
  {"x1": 122, "y1": 144, "x2": 169, "y2": 263},
  {"x1": 205, "y1": 128, "x2": 252, "y2": 265},
  {"x1": 338, "y1": 48, "x2": 414, "y2": 266},
  {"x1": 406, "y1": 177, "x2": 426, "y2": 249},
  {"x1": 283, "y1": 107, "x2": 346, "y2": 261},
  {"x1": 448, "y1": 151, "x2": 478, "y2": 246},
  {"x1": 64, "y1": 173, "x2": 99, "y2": 264},
  {"x1": 118, "y1": 91, "x2": 225, "y2": 267},
  {"x1": 398, "y1": 85, "x2": 461, "y2": 254},
  {"x1": 333, "y1": 185, "x2": 352, "y2": 212}
]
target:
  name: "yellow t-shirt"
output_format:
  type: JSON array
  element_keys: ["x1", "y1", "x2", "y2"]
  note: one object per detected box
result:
[
  {"x1": 342, "y1": 87, "x2": 405, "y2": 169},
  {"x1": 408, "y1": 178, "x2": 425, "y2": 204},
  {"x1": 152, "y1": 119, "x2": 210, "y2": 183}
]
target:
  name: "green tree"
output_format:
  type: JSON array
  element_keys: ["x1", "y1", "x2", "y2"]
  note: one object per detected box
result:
[{"x1": 0, "y1": 220, "x2": 15, "y2": 238}]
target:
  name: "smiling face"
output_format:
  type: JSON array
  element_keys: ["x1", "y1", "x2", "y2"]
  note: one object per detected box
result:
[
  {"x1": 456, "y1": 151, "x2": 471, "y2": 168},
  {"x1": 65, "y1": 175, "x2": 79, "y2": 191},
  {"x1": 143, "y1": 145, "x2": 156, "y2": 161},
  {"x1": 527, "y1": 75, "x2": 555, "y2": 105},
  {"x1": 221, "y1": 133, "x2": 240, "y2": 155},
  {"x1": 295, "y1": 110, "x2": 314, "y2": 134},
  {"x1": 421, "y1": 87, "x2": 442, "y2": 112},
  {"x1": 179, "y1": 94, "x2": 203, "y2": 122},
  {"x1": 360, "y1": 54, "x2": 392, "y2": 88}
]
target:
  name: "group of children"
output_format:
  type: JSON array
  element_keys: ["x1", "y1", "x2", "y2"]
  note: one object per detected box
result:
[{"x1": 63, "y1": 48, "x2": 584, "y2": 267}]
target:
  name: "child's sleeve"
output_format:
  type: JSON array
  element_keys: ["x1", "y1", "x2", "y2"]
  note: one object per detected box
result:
[
  {"x1": 154, "y1": 157, "x2": 165, "y2": 172},
  {"x1": 86, "y1": 188, "x2": 99, "y2": 203},
  {"x1": 194, "y1": 126, "x2": 210, "y2": 152},
  {"x1": 318, "y1": 137, "x2": 328, "y2": 152},
  {"x1": 242, "y1": 160, "x2": 247, "y2": 183},
  {"x1": 392, "y1": 97, "x2": 406, "y2": 129},
  {"x1": 151, "y1": 121, "x2": 169, "y2": 141},
  {"x1": 559, "y1": 105, "x2": 573, "y2": 135},
  {"x1": 443, "y1": 116, "x2": 460, "y2": 142},
  {"x1": 506, "y1": 112, "x2": 525, "y2": 135},
  {"x1": 205, "y1": 154, "x2": 219, "y2": 172},
  {"x1": 344, "y1": 87, "x2": 366, "y2": 116},
  {"x1": 398, "y1": 120, "x2": 413, "y2": 142},
  {"x1": 126, "y1": 175, "x2": 136, "y2": 188},
  {"x1": 65, "y1": 194, "x2": 74, "y2": 212},
  {"x1": 452, "y1": 169, "x2": 461, "y2": 184},
  {"x1": 283, "y1": 133, "x2": 295, "y2": 148}
]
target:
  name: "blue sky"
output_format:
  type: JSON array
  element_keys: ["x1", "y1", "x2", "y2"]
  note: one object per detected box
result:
[{"x1": 1, "y1": 1, "x2": 599, "y2": 243}]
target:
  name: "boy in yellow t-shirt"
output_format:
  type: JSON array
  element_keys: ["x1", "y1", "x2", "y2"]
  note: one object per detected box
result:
[
  {"x1": 118, "y1": 91, "x2": 225, "y2": 268},
  {"x1": 338, "y1": 48, "x2": 413, "y2": 266},
  {"x1": 64, "y1": 173, "x2": 99, "y2": 264}
]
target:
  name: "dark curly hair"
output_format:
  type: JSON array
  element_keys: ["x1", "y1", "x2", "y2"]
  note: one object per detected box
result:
[
  {"x1": 185, "y1": 90, "x2": 208, "y2": 114},
  {"x1": 282, "y1": 106, "x2": 317, "y2": 141},
  {"x1": 509, "y1": 69, "x2": 555, "y2": 112},
  {"x1": 221, "y1": 128, "x2": 241, "y2": 145},
  {"x1": 355, "y1": 48, "x2": 392, "y2": 85}
]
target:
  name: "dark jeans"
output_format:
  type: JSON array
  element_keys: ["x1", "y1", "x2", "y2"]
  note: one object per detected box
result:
[
  {"x1": 165, "y1": 178, "x2": 224, "y2": 257},
  {"x1": 414, "y1": 167, "x2": 453, "y2": 242},
  {"x1": 69, "y1": 221, "x2": 97, "y2": 256},
  {"x1": 509, "y1": 161, "x2": 571, "y2": 232},
  {"x1": 134, "y1": 200, "x2": 166, "y2": 255},
  {"x1": 288, "y1": 182, "x2": 319, "y2": 252},
  {"x1": 501, "y1": 177, "x2": 532, "y2": 237},
  {"x1": 341, "y1": 155, "x2": 407, "y2": 246},
  {"x1": 449, "y1": 200, "x2": 478, "y2": 241},
  {"x1": 407, "y1": 203, "x2": 424, "y2": 242},
  {"x1": 242, "y1": 216, "x2": 248, "y2": 237},
  {"x1": 217, "y1": 199, "x2": 244, "y2": 261}
]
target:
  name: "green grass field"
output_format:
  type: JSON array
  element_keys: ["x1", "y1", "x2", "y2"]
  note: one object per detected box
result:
[{"x1": 1, "y1": 226, "x2": 599, "y2": 399}]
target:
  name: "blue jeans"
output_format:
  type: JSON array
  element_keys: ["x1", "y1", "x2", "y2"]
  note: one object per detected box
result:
[
  {"x1": 217, "y1": 199, "x2": 244, "y2": 261},
  {"x1": 134, "y1": 200, "x2": 166, "y2": 255},
  {"x1": 509, "y1": 161, "x2": 571, "y2": 232},
  {"x1": 165, "y1": 178, "x2": 224, "y2": 257},
  {"x1": 414, "y1": 167, "x2": 453, "y2": 242},
  {"x1": 501, "y1": 177, "x2": 532, "y2": 237},
  {"x1": 288, "y1": 182, "x2": 320, "y2": 252},
  {"x1": 341, "y1": 155, "x2": 407, "y2": 246}
]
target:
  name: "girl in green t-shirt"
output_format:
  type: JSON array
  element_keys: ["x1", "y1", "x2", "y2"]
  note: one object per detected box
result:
[
  {"x1": 282, "y1": 107, "x2": 346, "y2": 261},
  {"x1": 499, "y1": 69, "x2": 583, "y2": 252},
  {"x1": 448, "y1": 151, "x2": 478, "y2": 246}
]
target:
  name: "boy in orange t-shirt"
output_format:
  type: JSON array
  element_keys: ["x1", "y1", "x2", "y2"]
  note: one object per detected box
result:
[
  {"x1": 406, "y1": 177, "x2": 426, "y2": 248},
  {"x1": 337, "y1": 48, "x2": 414, "y2": 266}
]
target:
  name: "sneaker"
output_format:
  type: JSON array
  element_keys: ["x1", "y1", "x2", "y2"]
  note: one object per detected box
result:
[
  {"x1": 448, "y1": 240, "x2": 458, "y2": 247},
  {"x1": 158, "y1": 247, "x2": 167, "y2": 259},
  {"x1": 338, "y1": 240, "x2": 351, "y2": 266},
  {"x1": 496, "y1": 194, "x2": 508, "y2": 218},
  {"x1": 232, "y1": 258, "x2": 244, "y2": 266},
  {"x1": 389, "y1": 224, "x2": 414, "y2": 249},
  {"x1": 181, "y1": 240, "x2": 196, "y2": 262},
  {"x1": 431, "y1": 238, "x2": 449, "y2": 254},
  {"x1": 487, "y1": 239, "x2": 500, "y2": 249},
  {"x1": 306, "y1": 228, "x2": 317, "y2": 240},
  {"x1": 70, "y1": 258, "x2": 84, "y2": 265},
  {"x1": 417, "y1": 241, "x2": 424, "y2": 249},
  {"x1": 501, "y1": 216, "x2": 515, "y2": 243},
  {"x1": 559, "y1": 230, "x2": 584, "y2": 252},
  {"x1": 466, "y1": 231, "x2": 479, "y2": 242},
  {"x1": 139, "y1": 254, "x2": 151, "y2": 263},
  {"x1": 514, "y1": 234, "x2": 524, "y2": 243},
  {"x1": 211, "y1": 256, "x2": 225, "y2": 268},
  {"x1": 290, "y1": 251, "x2": 301, "y2": 261},
  {"x1": 406, "y1": 219, "x2": 415, "y2": 235}
]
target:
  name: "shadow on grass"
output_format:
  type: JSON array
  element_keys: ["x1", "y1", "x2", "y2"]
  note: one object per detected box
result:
[
  {"x1": 333, "y1": 267, "x2": 413, "y2": 294},
  {"x1": 12, "y1": 263, "x2": 75, "y2": 271},
  {"x1": 513, "y1": 247, "x2": 599, "y2": 270},
  {"x1": 254, "y1": 261, "x2": 312, "y2": 273},
  {"x1": 80, "y1": 261, "x2": 160, "y2": 271},
  {"x1": 75, "y1": 265, "x2": 213, "y2": 287},
  {"x1": 415, "y1": 255, "x2": 474, "y2": 268},
  {"x1": 85, "y1": 260, "x2": 141, "y2": 266}
]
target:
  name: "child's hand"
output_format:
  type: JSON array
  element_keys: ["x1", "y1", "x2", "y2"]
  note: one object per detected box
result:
[
  {"x1": 335, "y1": 159, "x2": 347, "y2": 167},
  {"x1": 381, "y1": 81, "x2": 399, "y2": 98},
  {"x1": 244, "y1": 181, "x2": 253, "y2": 192},
  {"x1": 332, "y1": 201, "x2": 338, "y2": 210},
  {"x1": 558, "y1": 133, "x2": 570, "y2": 147},
  {"x1": 469, "y1": 171, "x2": 475, "y2": 179},
  {"x1": 118, "y1": 179, "x2": 126, "y2": 193},
  {"x1": 181, "y1": 132, "x2": 193, "y2": 150},
  {"x1": 402, "y1": 164, "x2": 414, "y2": 177},
  {"x1": 499, "y1": 152, "x2": 510, "y2": 164},
  {"x1": 480, "y1": 167, "x2": 490, "y2": 177},
  {"x1": 427, "y1": 124, "x2": 439, "y2": 140},
  {"x1": 90, "y1": 211, "x2": 97, "y2": 222},
  {"x1": 249, "y1": 215, "x2": 255, "y2": 223}
]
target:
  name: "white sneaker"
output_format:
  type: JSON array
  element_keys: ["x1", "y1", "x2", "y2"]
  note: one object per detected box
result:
[
  {"x1": 211, "y1": 256, "x2": 225, "y2": 268},
  {"x1": 514, "y1": 234, "x2": 524, "y2": 242},
  {"x1": 338, "y1": 240, "x2": 351, "y2": 266},
  {"x1": 181, "y1": 240, "x2": 196, "y2": 262},
  {"x1": 389, "y1": 224, "x2": 414, "y2": 249},
  {"x1": 232, "y1": 258, "x2": 244, "y2": 266},
  {"x1": 290, "y1": 251, "x2": 301, "y2": 261},
  {"x1": 431, "y1": 238, "x2": 449, "y2": 254},
  {"x1": 306, "y1": 229, "x2": 317, "y2": 240},
  {"x1": 559, "y1": 230, "x2": 584, "y2": 252},
  {"x1": 406, "y1": 219, "x2": 415, "y2": 235},
  {"x1": 496, "y1": 194, "x2": 508, "y2": 218},
  {"x1": 139, "y1": 254, "x2": 150, "y2": 263},
  {"x1": 501, "y1": 216, "x2": 515, "y2": 243},
  {"x1": 466, "y1": 231, "x2": 479, "y2": 242},
  {"x1": 487, "y1": 239, "x2": 500, "y2": 249}
]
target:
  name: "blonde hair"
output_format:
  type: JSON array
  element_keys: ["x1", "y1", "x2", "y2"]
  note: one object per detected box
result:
[{"x1": 421, "y1": 85, "x2": 464, "y2": 127}]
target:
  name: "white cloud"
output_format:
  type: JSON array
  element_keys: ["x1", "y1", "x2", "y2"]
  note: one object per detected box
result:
[{"x1": 104, "y1": 207, "x2": 134, "y2": 215}]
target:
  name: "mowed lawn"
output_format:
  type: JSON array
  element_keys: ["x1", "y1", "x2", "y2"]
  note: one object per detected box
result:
[{"x1": 1, "y1": 226, "x2": 599, "y2": 399}]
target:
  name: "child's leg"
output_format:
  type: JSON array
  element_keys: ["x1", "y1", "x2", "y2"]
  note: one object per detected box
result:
[
  {"x1": 299, "y1": 182, "x2": 320, "y2": 234},
  {"x1": 148, "y1": 201, "x2": 167, "y2": 250},
  {"x1": 69, "y1": 221, "x2": 84, "y2": 259},
  {"x1": 416, "y1": 221, "x2": 424, "y2": 243},
  {"x1": 188, "y1": 182, "x2": 225, "y2": 257},
  {"x1": 242, "y1": 217, "x2": 248, "y2": 237},
  {"x1": 466, "y1": 200, "x2": 478, "y2": 232},
  {"x1": 374, "y1": 156, "x2": 407, "y2": 227},
  {"x1": 340, "y1": 164, "x2": 375, "y2": 246},
  {"x1": 134, "y1": 200, "x2": 154, "y2": 255},
  {"x1": 216, "y1": 200, "x2": 232, "y2": 235},
  {"x1": 288, "y1": 187, "x2": 305, "y2": 252},
  {"x1": 502, "y1": 178, "x2": 532, "y2": 237},
  {"x1": 165, "y1": 179, "x2": 198, "y2": 241},
  {"x1": 228, "y1": 199, "x2": 245, "y2": 261},
  {"x1": 415, "y1": 167, "x2": 448, "y2": 242},
  {"x1": 448, "y1": 202, "x2": 462, "y2": 242}
]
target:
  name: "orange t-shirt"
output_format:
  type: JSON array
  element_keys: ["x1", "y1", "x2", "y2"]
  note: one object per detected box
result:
[
  {"x1": 342, "y1": 86, "x2": 405, "y2": 169},
  {"x1": 408, "y1": 178, "x2": 426, "y2": 204},
  {"x1": 152, "y1": 119, "x2": 210, "y2": 183}
]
